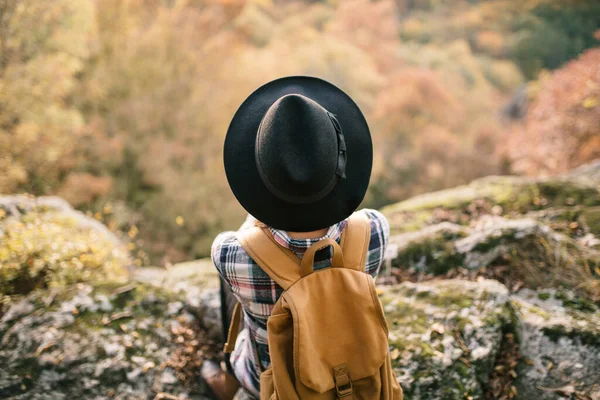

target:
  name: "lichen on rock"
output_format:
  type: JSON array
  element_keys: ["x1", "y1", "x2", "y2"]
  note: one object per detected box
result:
[
  {"x1": 382, "y1": 174, "x2": 600, "y2": 238},
  {"x1": 384, "y1": 179, "x2": 600, "y2": 299},
  {"x1": 381, "y1": 279, "x2": 512, "y2": 400},
  {"x1": 512, "y1": 289, "x2": 600, "y2": 400},
  {"x1": 0, "y1": 262, "x2": 221, "y2": 400}
]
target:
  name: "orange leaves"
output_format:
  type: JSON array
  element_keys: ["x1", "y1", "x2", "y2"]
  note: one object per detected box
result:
[
  {"x1": 326, "y1": 0, "x2": 401, "y2": 73},
  {"x1": 475, "y1": 31, "x2": 506, "y2": 58},
  {"x1": 507, "y1": 48, "x2": 600, "y2": 176},
  {"x1": 56, "y1": 173, "x2": 113, "y2": 208}
]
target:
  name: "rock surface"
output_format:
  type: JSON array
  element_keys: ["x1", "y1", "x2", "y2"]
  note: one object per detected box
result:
[
  {"x1": 512, "y1": 289, "x2": 600, "y2": 400},
  {"x1": 2, "y1": 163, "x2": 600, "y2": 400},
  {"x1": 382, "y1": 279, "x2": 512, "y2": 400},
  {"x1": 0, "y1": 261, "x2": 220, "y2": 400},
  {"x1": 383, "y1": 174, "x2": 600, "y2": 300}
]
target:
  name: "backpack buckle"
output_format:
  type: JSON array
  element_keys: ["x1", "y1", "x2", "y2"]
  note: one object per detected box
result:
[{"x1": 334, "y1": 365, "x2": 353, "y2": 398}]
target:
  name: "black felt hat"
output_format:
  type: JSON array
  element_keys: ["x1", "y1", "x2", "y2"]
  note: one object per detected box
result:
[{"x1": 224, "y1": 76, "x2": 373, "y2": 232}]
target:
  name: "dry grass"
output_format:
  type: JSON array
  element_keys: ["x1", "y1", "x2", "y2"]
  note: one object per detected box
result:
[{"x1": 511, "y1": 237, "x2": 600, "y2": 302}]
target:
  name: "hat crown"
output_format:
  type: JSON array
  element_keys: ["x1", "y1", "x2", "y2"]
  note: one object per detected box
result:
[{"x1": 255, "y1": 94, "x2": 341, "y2": 204}]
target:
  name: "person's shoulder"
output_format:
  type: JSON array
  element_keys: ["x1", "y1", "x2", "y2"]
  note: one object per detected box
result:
[
  {"x1": 212, "y1": 230, "x2": 238, "y2": 251},
  {"x1": 211, "y1": 231, "x2": 242, "y2": 268},
  {"x1": 356, "y1": 208, "x2": 389, "y2": 229},
  {"x1": 357, "y1": 208, "x2": 387, "y2": 222},
  {"x1": 355, "y1": 208, "x2": 390, "y2": 243}
]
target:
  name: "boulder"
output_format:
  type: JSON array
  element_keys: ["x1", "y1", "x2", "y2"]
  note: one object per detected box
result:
[
  {"x1": 0, "y1": 261, "x2": 220, "y2": 400},
  {"x1": 381, "y1": 174, "x2": 600, "y2": 237},
  {"x1": 382, "y1": 170, "x2": 600, "y2": 299},
  {"x1": 512, "y1": 289, "x2": 600, "y2": 400},
  {"x1": 566, "y1": 160, "x2": 600, "y2": 185},
  {"x1": 381, "y1": 279, "x2": 512, "y2": 400},
  {"x1": 134, "y1": 260, "x2": 221, "y2": 340}
]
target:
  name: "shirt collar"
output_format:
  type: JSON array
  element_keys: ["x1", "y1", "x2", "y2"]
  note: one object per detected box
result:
[{"x1": 268, "y1": 219, "x2": 348, "y2": 252}]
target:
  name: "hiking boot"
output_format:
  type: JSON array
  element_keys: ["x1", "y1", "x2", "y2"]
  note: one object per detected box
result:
[{"x1": 200, "y1": 360, "x2": 240, "y2": 400}]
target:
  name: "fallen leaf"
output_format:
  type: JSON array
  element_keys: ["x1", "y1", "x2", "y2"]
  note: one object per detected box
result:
[
  {"x1": 537, "y1": 385, "x2": 576, "y2": 395},
  {"x1": 431, "y1": 322, "x2": 445, "y2": 334}
]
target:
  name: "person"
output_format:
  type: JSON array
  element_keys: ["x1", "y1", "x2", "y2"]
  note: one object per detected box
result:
[{"x1": 202, "y1": 76, "x2": 390, "y2": 400}]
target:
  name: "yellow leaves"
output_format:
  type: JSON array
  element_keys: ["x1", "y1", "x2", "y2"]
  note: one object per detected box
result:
[
  {"x1": 128, "y1": 226, "x2": 139, "y2": 239},
  {"x1": 1, "y1": 206, "x2": 130, "y2": 297},
  {"x1": 583, "y1": 96, "x2": 598, "y2": 109},
  {"x1": 248, "y1": 0, "x2": 273, "y2": 8},
  {"x1": 14, "y1": 122, "x2": 40, "y2": 145},
  {"x1": 0, "y1": 0, "x2": 92, "y2": 194},
  {"x1": 401, "y1": 18, "x2": 424, "y2": 40},
  {"x1": 103, "y1": 203, "x2": 113, "y2": 214},
  {"x1": 175, "y1": 216, "x2": 185, "y2": 226}
]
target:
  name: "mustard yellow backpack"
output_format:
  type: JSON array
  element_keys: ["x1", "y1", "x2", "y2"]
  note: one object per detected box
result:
[{"x1": 224, "y1": 213, "x2": 403, "y2": 400}]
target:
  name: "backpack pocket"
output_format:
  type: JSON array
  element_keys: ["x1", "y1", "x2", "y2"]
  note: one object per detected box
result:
[
  {"x1": 285, "y1": 269, "x2": 389, "y2": 393},
  {"x1": 260, "y1": 367, "x2": 276, "y2": 400}
]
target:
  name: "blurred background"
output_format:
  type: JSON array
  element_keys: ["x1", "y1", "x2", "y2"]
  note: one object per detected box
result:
[
  {"x1": 1, "y1": 0, "x2": 599, "y2": 265},
  {"x1": 2, "y1": 2, "x2": 600, "y2": 399}
]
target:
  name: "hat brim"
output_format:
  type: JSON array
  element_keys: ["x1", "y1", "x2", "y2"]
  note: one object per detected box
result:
[{"x1": 224, "y1": 76, "x2": 373, "y2": 231}]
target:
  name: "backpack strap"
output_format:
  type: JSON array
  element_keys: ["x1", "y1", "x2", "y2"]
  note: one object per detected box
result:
[
  {"x1": 300, "y1": 238, "x2": 344, "y2": 277},
  {"x1": 340, "y1": 212, "x2": 372, "y2": 272},
  {"x1": 223, "y1": 227, "x2": 302, "y2": 356},
  {"x1": 236, "y1": 226, "x2": 302, "y2": 290},
  {"x1": 223, "y1": 301, "x2": 242, "y2": 353}
]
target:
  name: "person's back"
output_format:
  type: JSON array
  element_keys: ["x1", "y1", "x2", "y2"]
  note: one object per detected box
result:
[
  {"x1": 212, "y1": 210, "x2": 390, "y2": 398},
  {"x1": 206, "y1": 76, "x2": 401, "y2": 399}
]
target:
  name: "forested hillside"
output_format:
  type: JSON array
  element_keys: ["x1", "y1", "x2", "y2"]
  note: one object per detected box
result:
[{"x1": 1, "y1": 0, "x2": 599, "y2": 263}]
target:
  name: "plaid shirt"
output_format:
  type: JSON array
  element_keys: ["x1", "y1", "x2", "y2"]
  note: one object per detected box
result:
[{"x1": 211, "y1": 209, "x2": 390, "y2": 398}]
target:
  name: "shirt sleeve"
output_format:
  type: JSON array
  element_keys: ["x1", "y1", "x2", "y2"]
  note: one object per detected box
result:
[
  {"x1": 360, "y1": 208, "x2": 390, "y2": 278},
  {"x1": 211, "y1": 230, "x2": 238, "y2": 288}
]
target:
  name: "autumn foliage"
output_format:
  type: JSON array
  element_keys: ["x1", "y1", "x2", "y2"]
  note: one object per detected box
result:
[
  {"x1": 507, "y1": 48, "x2": 600, "y2": 176},
  {"x1": 1, "y1": 0, "x2": 599, "y2": 263}
]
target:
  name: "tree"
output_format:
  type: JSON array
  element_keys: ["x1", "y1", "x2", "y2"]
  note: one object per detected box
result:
[
  {"x1": 0, "y1": 0, "x2": 95, "y2": 194},
  {"x1": 506, "y1": 48, "x2": 600, "y2": 176}
]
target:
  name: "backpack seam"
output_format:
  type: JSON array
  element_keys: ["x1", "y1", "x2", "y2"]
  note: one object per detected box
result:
[{"x1": 367, "y1": 274, "x2": 389, "y2": 336}]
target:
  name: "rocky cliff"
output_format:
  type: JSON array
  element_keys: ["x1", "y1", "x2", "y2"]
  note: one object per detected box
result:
[{"x1": 1, "y1": 163, "x2": 599, "y2": 400}]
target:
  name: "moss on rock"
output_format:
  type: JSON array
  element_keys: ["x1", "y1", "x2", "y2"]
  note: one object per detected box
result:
[
  {"x1": 381, "y1": 279, "x2": 511, "y2": 399},
  {"x1": 384, "y1": 175, "x2": 600, "y2": 299},
  {"x1": 388, "y1": 214, "x2": 599, "y2": 297},
  {"x1": 381, "y1": 174, "x2": 600, "y2": 238},
  {"x1": 0, "y1": 196, "x2": 131, "y2": 307},
  {"x1": 390, "y1": 223, "x2": 468, "y2": 274}
]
